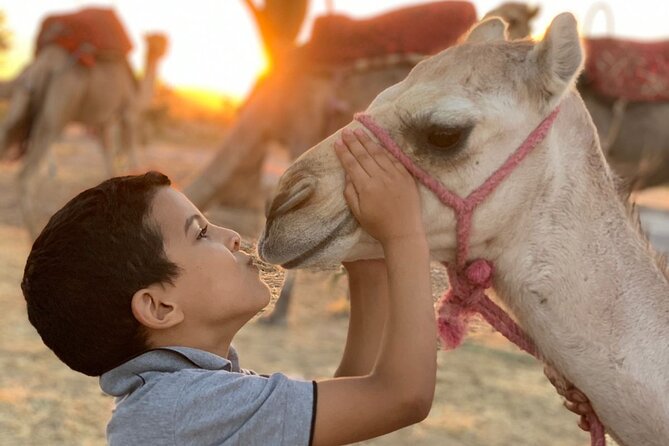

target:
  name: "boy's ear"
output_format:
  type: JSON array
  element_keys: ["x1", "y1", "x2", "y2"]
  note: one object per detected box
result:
[{"x1": 131, "y1": 286, "x2": 184, "y2": 330}]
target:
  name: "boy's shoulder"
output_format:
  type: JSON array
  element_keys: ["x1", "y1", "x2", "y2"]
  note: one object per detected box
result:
[
  {"x1": 100, "y1": 346, "x2": 243, "y2": 396},
  {"x1": 102, "y1": 347, "x2": 317, "y2": 446}
]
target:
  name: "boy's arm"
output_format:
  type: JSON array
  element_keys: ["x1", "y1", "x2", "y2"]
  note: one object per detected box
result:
[
  {"x1": 311, "y1": 129, "x2": 436, "y2": 446},
  {"x1": 334, "y1": 259, "x2": 388, "y2": 378}
]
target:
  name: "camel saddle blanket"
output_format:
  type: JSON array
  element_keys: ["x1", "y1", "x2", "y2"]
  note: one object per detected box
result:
[
  {"x1": 584, "y1": 37, "x2": 669, "y2": 102},
  {"x1": 297, "y1": 1, "x2": 477, "y2": 67},
  {"x1": 35, "y1": 7, "x2": 133, "y2": 67}
]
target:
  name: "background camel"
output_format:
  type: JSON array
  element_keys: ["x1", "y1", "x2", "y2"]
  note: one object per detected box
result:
[
  {"x1": 582, "y1": 84, "x2": 669, "y2": 190},
  {"x1": 185, "y1": 1, "x2": 537, "y2": 324},
  {"x1": 0, "y1": 8, "x2": 168, "y2": 237},
  {"x1": 579, "y1": 40, "x2": 669, "y2": 191},
  {"x1": 577, "y1": 4, "x2": 669, "y2": 191},
  {"x1": 0, "y1": 76, "x2": 17, "y2": 99},
  {"x1": 259, "y1": 14, "x2": 669, "y2": 445},
  {"x1": 482, "y1": 1, "x2": 538, "y2": 39}
]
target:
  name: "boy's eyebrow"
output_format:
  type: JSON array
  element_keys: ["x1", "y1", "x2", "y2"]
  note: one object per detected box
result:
[{"x1": 184, "y1": 214, "x2": 204, "y2": 236}]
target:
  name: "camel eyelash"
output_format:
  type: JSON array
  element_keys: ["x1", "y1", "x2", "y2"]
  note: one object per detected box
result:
[
  {"x1": 398, "y1": 109, "x2": 436, "y2": 136},
  {"x1": 398, "y1": 110, "x2": 474, "y2": 158}
]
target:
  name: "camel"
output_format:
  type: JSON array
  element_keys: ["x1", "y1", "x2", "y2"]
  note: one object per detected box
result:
[
  {"x1": 259, "y1": 13, "x2": 669, "y2": 446},
  {"x1": 0, "y1": 30, "x2": 168, "y2": 237}
]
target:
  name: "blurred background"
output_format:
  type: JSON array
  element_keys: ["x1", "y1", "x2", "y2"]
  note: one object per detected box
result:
[{"x1": 0, "y1": 1, "x2": 667, "y2": 444}]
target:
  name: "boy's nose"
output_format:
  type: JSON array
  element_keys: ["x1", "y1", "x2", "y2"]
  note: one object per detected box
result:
[{"x1": 224, "y1": 230, "x2": 241, "y2": 252}]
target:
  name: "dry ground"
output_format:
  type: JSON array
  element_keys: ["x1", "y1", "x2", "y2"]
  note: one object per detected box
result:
[{"x1": 0, "y1": 129, "x2": 643, "y2": 445}]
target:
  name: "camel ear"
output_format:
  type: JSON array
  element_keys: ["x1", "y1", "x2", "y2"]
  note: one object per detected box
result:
[
  {"x1": 531, "y1": 13, "x2": 583, "y2": 99},
  {"x1": 466, "y1": 18, "x2": 508, "y2": 44}
]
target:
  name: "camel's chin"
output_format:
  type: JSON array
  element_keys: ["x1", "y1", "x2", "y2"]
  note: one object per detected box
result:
[
  {"x1": 258, "y1": 216, "x2": 360, "y2": 269},
  {"x1": 258, "y1": 238, "x2": 348, "y2": 269}
]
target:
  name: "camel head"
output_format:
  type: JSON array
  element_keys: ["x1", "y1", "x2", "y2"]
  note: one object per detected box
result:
[
  {"x1": 144, "y1": 33, "x2": 169, "y2": 62},
  {"x1": 259, "y1": 13, "x2": 585, "y2": 269},
  {"x1": 484, "y1": 2, "x2": 540, "y2": 40}
]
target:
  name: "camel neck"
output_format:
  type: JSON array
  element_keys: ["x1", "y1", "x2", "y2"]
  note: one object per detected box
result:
[{"x1": 493, "y1": 96, "x2": 669, "y2": 408}]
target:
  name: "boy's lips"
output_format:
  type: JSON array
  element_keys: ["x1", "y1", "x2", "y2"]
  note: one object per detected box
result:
[{"x1": 243, "y1": 254, "x2": 259, "y2": 271}]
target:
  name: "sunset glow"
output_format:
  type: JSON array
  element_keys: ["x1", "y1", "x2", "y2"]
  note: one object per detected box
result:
[
  {"x1": 176, "y1": 86, "x2": 245, "y2": 111},
  {"x1": 1, "y1": 1, "x2": 667, "y2": 103}
]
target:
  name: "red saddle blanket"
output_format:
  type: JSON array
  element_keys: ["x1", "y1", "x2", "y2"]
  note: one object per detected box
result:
[
  {"x1": 584, "y1": 37, "x2": 669, "y2": 102},
  {"x1": 35, "y1": 7, "x2": 133, "y2": 67},
  {"x1": 297, "y1": 1, "x2": 477, "y2": 67}
]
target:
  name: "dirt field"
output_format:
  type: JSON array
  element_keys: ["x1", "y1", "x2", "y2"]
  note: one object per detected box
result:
[{"x1": 0, "y1": 130, "x2": 624, "y2": 445}]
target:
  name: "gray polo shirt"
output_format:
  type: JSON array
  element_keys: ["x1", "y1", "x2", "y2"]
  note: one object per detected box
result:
[{"x1": 99, "y1": 346, "x2": 316, "y2": 446}]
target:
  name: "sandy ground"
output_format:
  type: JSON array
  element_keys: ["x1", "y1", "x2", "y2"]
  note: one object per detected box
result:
[{"x1": 0, "y1": 131, "x2": 647, "y2": 445}]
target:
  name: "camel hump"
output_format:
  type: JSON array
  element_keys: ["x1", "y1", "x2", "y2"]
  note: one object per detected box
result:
[
  {"x1": 35, "y1": 7, "x2": 133, "y2": 67},
  {"x1": 298, "y1": 1, "x2": 477, "y2": 67},
  {"x1": 583, "y1": 37, "x2": 669, "y2": 102}
]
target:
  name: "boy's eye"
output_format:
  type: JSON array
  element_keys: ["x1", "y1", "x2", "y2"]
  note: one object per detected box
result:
[{"x1": 197, "y1": 225, "x2": 209, "y2": 240}]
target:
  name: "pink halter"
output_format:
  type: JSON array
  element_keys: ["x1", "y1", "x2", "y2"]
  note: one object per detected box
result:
[{"x1": 354, "y1": 108, "x2": 606, "y2": 446}]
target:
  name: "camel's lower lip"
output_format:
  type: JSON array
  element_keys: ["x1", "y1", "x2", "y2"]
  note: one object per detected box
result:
[{"x1": 261, "y1": 213, "x2": 356, "y2": 269}]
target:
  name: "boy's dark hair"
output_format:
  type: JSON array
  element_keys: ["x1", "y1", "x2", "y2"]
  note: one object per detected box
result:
[{"x1": 21, "y1": 171, "x2": 181, "y2": 376}]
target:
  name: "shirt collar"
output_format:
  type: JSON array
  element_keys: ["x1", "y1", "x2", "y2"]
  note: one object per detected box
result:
[{"x1": 100, "y1": 346, "x2": 240, "y2": 396}]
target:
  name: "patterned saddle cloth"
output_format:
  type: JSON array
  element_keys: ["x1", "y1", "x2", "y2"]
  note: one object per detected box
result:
[
  {"x1": 296, "y1": 1, "x2": 477, "y2": 68},
  {"x1": 584, "y1": 37, "x2": 669, "y2": 102},
  {"x1": 35, "y1": 7, "x2": 133, "y2": 67}
]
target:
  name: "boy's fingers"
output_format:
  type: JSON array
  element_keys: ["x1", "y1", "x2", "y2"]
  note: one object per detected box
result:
[
  {"x1": 343, "y1": 180, "x2": 361, "y2": 217},
  {"x1": 567, "y1": 390, "x2": 588, "y2": 403},
  {"x1": 390, "y1": 156, "x2": 412, "y2": 178},
  {"x1": 578, "y1": 416, "x2": 591, "y2": 432},
  {"x1": 353, "y1": 129, "x2": 396, "y2": 173},
  {"x1": 335, "y1": 140, "x2": 369, "y2": 185},
  {"x1": 342, "y1": 129, "x2": 383, "y2": 177}
]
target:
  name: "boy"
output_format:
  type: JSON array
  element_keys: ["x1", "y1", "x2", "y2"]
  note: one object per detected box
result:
[{"x1": 21, "y1": 128, "x2": 437, "y2": 445}]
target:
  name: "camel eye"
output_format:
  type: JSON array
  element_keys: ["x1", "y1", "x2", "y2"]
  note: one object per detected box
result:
[{"x1": 427, "y1": 128, "x2": 463, "y2": 149}]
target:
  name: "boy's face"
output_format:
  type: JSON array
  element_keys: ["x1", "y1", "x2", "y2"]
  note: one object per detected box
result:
[{"x1": 149, "y1": 187, "x2": 270, "y2": 332}]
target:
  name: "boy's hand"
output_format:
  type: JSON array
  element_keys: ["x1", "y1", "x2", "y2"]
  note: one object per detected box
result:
[
  {"x1": 334, "y1": 128, "x2": 424, "y2": 246},
  {"x1": 544, "y1": 365, "x2": 595, "y2": 431}
]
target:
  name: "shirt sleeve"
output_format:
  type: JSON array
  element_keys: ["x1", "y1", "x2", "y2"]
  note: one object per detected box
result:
[{"x1": 174, "y1": 370, "x2": 315, "y2": 446}]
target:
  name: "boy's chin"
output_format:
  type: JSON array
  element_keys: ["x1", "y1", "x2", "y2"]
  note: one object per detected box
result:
[{"x1": 245, "y1": 289, "x2": 271, "y2": 318}]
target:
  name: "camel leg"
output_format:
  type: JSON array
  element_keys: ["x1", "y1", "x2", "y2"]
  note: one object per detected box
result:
[
  {"x1": 97, "y1": 124, "x2": 117, "y2": 177},
  {"x1": 120, "y1": 113, "x2": 140, "y2": 172},
  {"x1": 18, "y1": 118, "x2": 64, "y2": 238},
  {"x1": 18, "y1": 70, "x2": 81, "y2": 238},
  {"x1": 45, "y1": 151, "x2": 58, "y2": 178},
  {"x1": 0, "y1": 85, "x2": 31, "y2": 159},
  {"x1": 260, "y1": 270, "x2": 296, "y2": 325},
  {"x1": 602, "y1": 99, "x2": 627, "y2": 153}
]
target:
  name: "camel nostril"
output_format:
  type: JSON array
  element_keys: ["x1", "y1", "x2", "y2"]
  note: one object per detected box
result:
[{"x1": 268, "y1": 177, "x2": 317, "y2": 218}]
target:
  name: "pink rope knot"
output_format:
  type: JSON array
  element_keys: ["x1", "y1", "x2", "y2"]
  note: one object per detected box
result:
[
  {"x1": 464, "y1": 258, "x2": 493, "y2": 288},
  {"x1": 437, "y1": 259, "x2": 494, "y2": 350}
]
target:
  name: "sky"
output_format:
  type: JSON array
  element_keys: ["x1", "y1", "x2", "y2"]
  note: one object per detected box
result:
[{"x1": 0, "y1": 0, "x2": 667, "y2": 102}]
